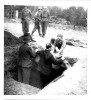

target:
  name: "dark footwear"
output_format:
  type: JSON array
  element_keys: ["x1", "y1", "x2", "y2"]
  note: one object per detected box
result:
[
  {"x1": 24, "y1": 33, "x2": 30, "y2": 37},
  {"x1": 39, "y1": 34, "x2": 43, "y2": 37},
  {"x1": 42, "y1": 35, "x2": 45, "y2": 38},
  {"x1": 40, "y1": 34, "x2": 45, "y2": 37},
  {"x1": 31, "y1": 38, "x2": 36, "y2": 42}
]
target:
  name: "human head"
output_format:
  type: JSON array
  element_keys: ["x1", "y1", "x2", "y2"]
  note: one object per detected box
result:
[
  {"x1": 55, "y1": 38, "x2": 63, "y2": 49},
  {"x1": 46, "y1": 43, "x2": 52, "y2": 50},
  {"x1": 24, "y1": 6, "x2": 28, "y2": 10},
  {"x1": 57, "y1": 34, "x2": 63, "y2": 39},
  {"x1": 38, "y1": 6, "x2": 42, "y2": 11},
  {"x1": 42, "y1": 6, "x2": 48, "y2": 11},
  {"x1": 50, "y1": 38, "x2": 55, "y2": 45}
]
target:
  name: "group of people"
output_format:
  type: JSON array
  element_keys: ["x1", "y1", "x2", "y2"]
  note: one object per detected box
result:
[
  {"x1": 17, "y1": 31, "x2": 69, "y2": 87},
  {"x1": 18, "y1": 6, "x2": 70, "y2": 88},
  {"x1": 21, "y1": 6, "x2": 50, "y2": 39}
]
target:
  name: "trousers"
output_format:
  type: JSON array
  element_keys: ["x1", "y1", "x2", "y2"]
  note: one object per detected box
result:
[
  {"x1": 22, "y1": 19, "x2": 30, "y2": 35},
  {"x1": 41, "y1": 21, "x2": 48, "y2": 36},
  {"x1": 18, "y1": 66, "x2": 31, "y2": 84},
  {"x1": 31, "y1": 23, "x2": 41, "y2": 36}
]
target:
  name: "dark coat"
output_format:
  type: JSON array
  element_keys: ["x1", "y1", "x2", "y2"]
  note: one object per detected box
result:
[
  {"x1": 18, "y1": 43, "x2": 36, "y2": 68},
  {"x1": 36, "y1": 49, "x2": 63, "y2": 76}
]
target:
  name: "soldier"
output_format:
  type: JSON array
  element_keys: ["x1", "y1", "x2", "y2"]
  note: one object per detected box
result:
[
  {"x1": 40, "y1": 6, "x2": 50, "y2": 37},
  {"x1": 21, "y1": 6, "x2": 32, "y2": 36},
  {"x1": 18, "y1": 36, "x2": 36, "y2": 84},
  {"x1": 31, "y1": 7, "x2": 42, "y2": 36}
]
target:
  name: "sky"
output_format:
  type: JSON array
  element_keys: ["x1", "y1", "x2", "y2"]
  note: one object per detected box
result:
[{"x1": 3, "y1": 0, "x2": 88, "y2": 10}]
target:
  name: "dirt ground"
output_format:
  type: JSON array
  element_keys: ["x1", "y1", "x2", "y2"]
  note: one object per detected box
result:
[{"x1": 4, "y1": 22, "x2": 87, "y2": 95}]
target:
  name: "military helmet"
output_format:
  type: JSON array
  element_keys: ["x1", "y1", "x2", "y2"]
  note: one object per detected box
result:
[
  {"x1": 43, "y1": 6, "x2": 47, "y2": 9},
  {"x1": 38, "y1": 6, "x2": 42, "y2": 10}
]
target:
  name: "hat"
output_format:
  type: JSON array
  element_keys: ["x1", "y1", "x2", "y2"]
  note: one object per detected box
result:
[{"x1": 23, "y1": 36, "x2": 32, "y2": 42}]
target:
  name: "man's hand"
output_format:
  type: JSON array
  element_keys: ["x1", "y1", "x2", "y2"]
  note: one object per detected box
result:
[
  {"x1": 35, "y1": 48, "x2": 39, "y2": 52},
  {"x1": 61, "y1": 56, "x2": 65, "y2": 60}
]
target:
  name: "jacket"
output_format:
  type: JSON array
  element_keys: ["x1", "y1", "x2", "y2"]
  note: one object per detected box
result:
[
  {"x1": 40, "y1": 10, "x2": 50, "y2": 22},
  {"x1": 18, "y1": 43, "x2": 36, "y2": 68},
  {"x1": 22, "y1": 8, "x2": 32, "y2": 21},
  {"x1": 36, "y1": 49, "x2": 63, "y2": 76},
  {"x1": 34, "y1": 11, "x2": 41, "y2": 24}
]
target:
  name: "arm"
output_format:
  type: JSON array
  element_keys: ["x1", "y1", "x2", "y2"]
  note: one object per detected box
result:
[
  {"x1": 28, "y1": 46, "x2": 36, "y2": 58},
  {"x1": 50, "y1": 54, "x2": 63, "y2": 65}
]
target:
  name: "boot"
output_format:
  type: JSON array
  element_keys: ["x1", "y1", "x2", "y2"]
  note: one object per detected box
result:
[{"x1": 31, "y1": 36, "x2": 36, "y2": 42}]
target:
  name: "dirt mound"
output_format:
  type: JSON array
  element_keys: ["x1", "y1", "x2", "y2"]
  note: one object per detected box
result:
[
  {"x1": 4, "y1": 31, "x2": 22, "y2": 46},
  {"x1": 4, "y1": 73, "x2": 40, "y2": 95}
]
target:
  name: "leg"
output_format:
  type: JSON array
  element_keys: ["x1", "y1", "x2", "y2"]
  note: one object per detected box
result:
[
  {"x1": 41, "y1": 22, "x2": 44, "y2": 36},
  {"x1": 22, "y1": 20, "x2": 25, "y2": 34},
  {"x1": 43, "y1": 21, "x2": 47, "y2": 36},
  {"x1": 22, "y1": 20, "x2": 29, "y2": 36},
  {"x1": 22, "y1": 67, "x2": 31, "y2": 84},
  {"x1": 18, "y1": 67, "x2": 23, "y2": 82},
  {"x1": 31, "y1": 24, "x2": 37, "y2": 36},
  {"x1": 40, "y1": 73, "x2": 49, "y2": 88},
  {"x1": 23, "y1": 20, "x2": 29, "y2": 36},
  {"x1": 37, "y1": 24, "x2": 41, "y2": 36}
]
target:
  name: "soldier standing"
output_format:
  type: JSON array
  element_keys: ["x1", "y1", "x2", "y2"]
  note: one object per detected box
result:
[
  {"x1": 21, "y1": 6, "x2": 32, "y2": 36},
  {"x1": 40, "y1": 6, "x2": 50, "y2": 37},
  {"x1": 31, "y1": 7, "x2": 42, "y2": 36}
]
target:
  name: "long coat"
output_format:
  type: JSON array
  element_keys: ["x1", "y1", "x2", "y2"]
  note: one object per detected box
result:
[{"x1": 18, "y1": 43, "x2": 36, "y2": 68}]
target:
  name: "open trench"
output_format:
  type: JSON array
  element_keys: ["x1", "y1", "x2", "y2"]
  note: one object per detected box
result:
[
  {"x1": 4, "y1": 29, "x2": 86, "y2": 95},
  {"x1": 4, "y1": 43, "x2": 78, "y2": 93}
]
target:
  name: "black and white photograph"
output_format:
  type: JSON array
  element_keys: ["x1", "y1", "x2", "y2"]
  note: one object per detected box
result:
[{"x1": 3, "y1": 0, "x2": 90, "y2": 99}]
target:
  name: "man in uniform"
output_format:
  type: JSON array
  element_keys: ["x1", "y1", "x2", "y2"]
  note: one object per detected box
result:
[
  {"x1": 31, "y1": 7, "x2": 42, "y2": 36},
  {"x1": 21, "y1": 6, "x2": 32, "y2": 36},
  {"x1": 40, "y1": 6, "x2": 50, "y2": 37}
]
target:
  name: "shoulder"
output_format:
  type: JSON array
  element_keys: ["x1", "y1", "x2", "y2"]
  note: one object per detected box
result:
[
  {"x1": 37, "y1": 50, "x2": 44, "y2": 54},
  {"x1": 44, "y1": 50, "x2": 53, "y2": 58}
]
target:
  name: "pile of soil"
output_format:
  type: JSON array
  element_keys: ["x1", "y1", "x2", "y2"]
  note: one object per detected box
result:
[
  {"x1": 4, "y1": 73, "x2": 40, "y2": 95},
  {"x1": 4, "y1": 31, "x2": 22, "y2": 46}
]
